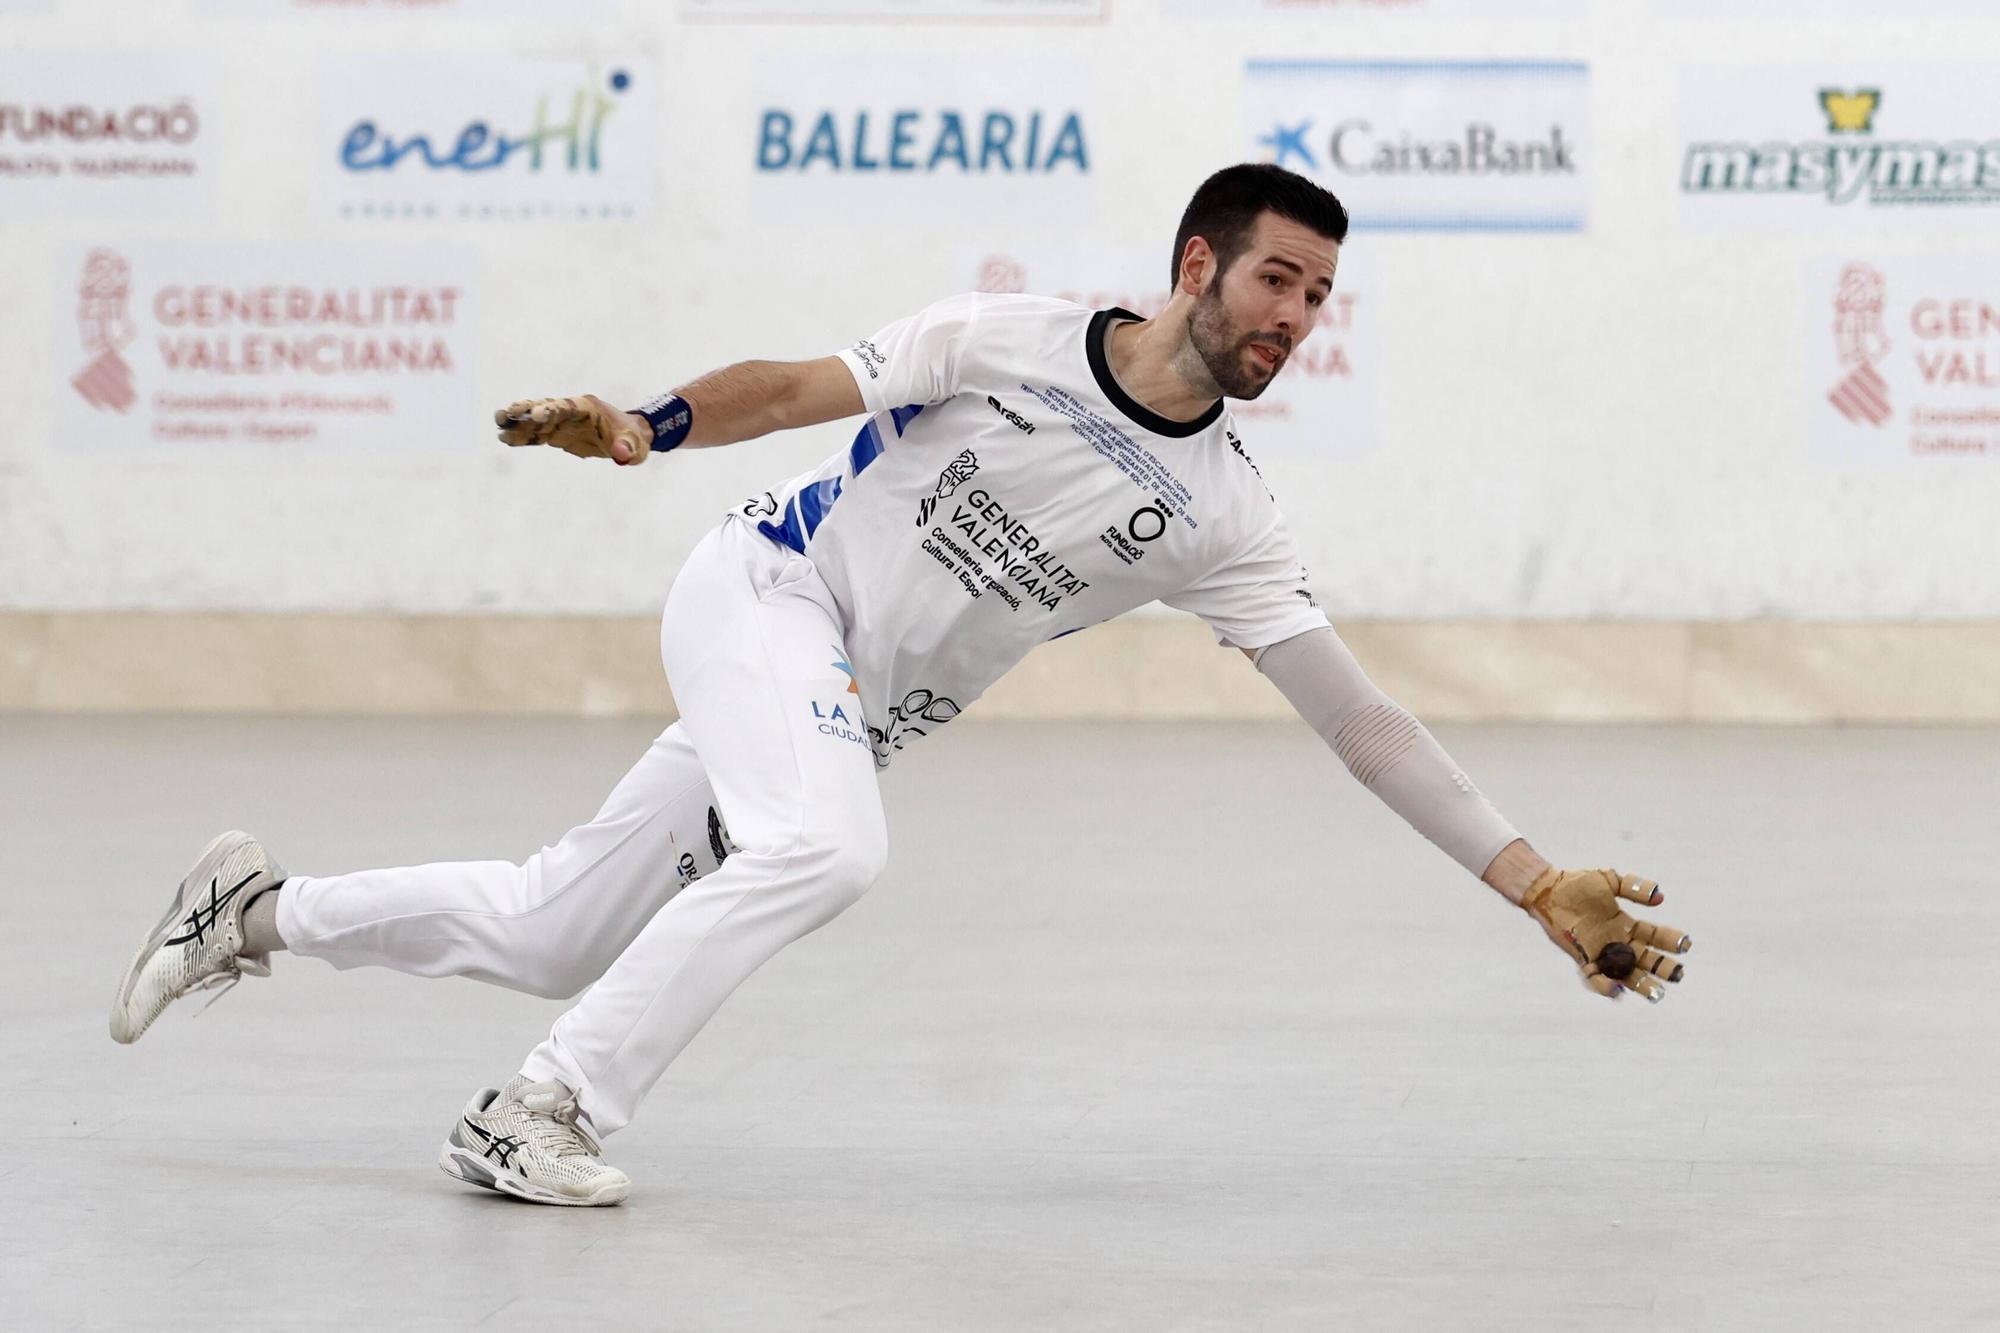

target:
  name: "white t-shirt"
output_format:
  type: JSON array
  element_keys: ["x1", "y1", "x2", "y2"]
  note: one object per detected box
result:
[{"x1": 731, "y1": 292, "x2": 1329, "y2": 766}]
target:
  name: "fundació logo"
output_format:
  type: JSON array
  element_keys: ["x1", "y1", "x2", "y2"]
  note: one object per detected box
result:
[{"x1": 1098, "y1": 505, "x2": 1165, "y2": 567}]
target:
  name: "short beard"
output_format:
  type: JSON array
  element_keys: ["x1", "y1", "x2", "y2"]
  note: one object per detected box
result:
[{"x1": 1181, "y1": 283, "x2": 1281, "y2": 400}]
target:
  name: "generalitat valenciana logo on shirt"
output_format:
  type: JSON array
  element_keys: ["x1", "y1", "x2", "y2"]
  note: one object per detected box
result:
[{"x1": 917, "y1": 449, "x2": 980, "y2": 528}]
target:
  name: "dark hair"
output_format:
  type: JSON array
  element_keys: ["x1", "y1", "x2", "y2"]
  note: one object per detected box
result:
[{"x1": 1169, "y1": 163, "x2": 1350, "y2": 288}]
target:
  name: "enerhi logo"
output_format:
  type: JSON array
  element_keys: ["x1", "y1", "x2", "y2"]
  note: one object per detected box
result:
[
  {"x1": 1683, "y1": 87, "x2": 2000, "y2": 207},
  {"x1": 339, "y1": 67, "x2": 632, "y2": 174},
  {"x1": 757, "y1": 108, "x2": 1086, "y2": 174}
]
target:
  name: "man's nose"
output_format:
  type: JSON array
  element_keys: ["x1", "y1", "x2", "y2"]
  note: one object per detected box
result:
[{"x1": 1271, "y1": 292, "x2": 1308, "y2": 339}]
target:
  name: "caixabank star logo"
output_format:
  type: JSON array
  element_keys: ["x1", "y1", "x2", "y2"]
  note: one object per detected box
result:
[{"x1": 1683, "y1": 85, "x2": 2000, "y2": 209}]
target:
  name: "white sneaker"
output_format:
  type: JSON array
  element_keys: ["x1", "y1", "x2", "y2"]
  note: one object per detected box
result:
[
  {"x1": 109, "y1": 831, "x2": 283, "y2": 1045},
  {"x1": 438, "y1": 1076, "x2": 631, "y2": 1207}
]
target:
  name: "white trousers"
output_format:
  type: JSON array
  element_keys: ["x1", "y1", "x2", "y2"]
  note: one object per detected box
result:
[{"x1": 277, "y1": 520, "x2": 888, "y2": 1136}]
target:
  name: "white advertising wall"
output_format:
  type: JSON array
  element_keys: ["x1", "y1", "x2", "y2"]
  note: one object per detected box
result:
[{"x1": 3, "y1": 1, "x2": 1999, "y2": 623}]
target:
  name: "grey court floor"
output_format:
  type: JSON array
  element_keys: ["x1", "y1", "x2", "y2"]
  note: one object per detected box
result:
[{"x1": 3, "y1": 713, "x2": 1997, "y2": 1331}]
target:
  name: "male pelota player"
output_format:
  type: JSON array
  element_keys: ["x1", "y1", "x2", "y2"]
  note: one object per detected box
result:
[{"x1": 111, "y1": 164, "x2": 1690, "y2": 1207}]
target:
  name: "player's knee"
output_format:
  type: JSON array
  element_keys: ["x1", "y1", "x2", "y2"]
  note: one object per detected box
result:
[
  {"x1": 802, "y1": 820, "x2": 887, "y2": 919},
  {"x1": 519, "y1": 956, "x2": 598, "y2": 1001}
]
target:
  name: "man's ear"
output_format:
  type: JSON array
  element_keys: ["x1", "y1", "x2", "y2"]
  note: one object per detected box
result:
[{"x1": 1178, "y1": 236, "x2": 1216, "y2": 298}]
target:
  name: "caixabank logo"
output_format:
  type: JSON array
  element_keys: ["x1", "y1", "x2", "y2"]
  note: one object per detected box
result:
[
  {"x1": 1243, "y1": 60, "x2": 1590, "y2": 232},
  {"x1": 1680, "y1": 67, "x2": 2000, "y2": 228},
  {"x1": 317, "y1": 56, "x2": 658, "y2": 221},
  {"x1": 750, "y1": 55, "x2": 1095, "y2": 223}
]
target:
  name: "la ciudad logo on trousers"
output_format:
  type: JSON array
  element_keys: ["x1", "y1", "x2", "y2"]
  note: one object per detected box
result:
[{"x1": 812, "y1": 651, "x2": 868, "y2": 748}]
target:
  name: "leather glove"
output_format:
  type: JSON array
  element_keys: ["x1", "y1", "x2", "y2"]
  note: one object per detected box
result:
[
  {"x1": 1521, "y1": 867, "x2": 1691, "y2": 1003},
  {"x1": 495, "y1": 394, "x2": 651, "y2": 466}
]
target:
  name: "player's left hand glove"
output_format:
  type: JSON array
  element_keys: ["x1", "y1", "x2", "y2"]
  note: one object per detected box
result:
[
  {"x1": 494, "y1": 394, "x2": 651, "y2": 466},
  {"x1": 1521, "y1": 867, "x2": 1690, "y2": 1003}
]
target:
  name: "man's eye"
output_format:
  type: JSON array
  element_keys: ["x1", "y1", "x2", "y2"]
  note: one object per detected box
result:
[{"x1": 1306, "y1": 292, "x2": 1323, "y2": 307}]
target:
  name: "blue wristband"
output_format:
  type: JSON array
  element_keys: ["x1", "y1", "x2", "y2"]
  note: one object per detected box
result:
[{"x1": 632, "y1": 393, "x2": 693, "y2": 453}]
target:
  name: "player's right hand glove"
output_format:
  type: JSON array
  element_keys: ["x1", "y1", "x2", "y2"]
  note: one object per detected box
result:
[
  {"x1": 495, "y1": 394, "x2": 651, "y2": 466},
  {"x1": 1520, "y1": 867, "x2": 1691, "y2": 1003}
]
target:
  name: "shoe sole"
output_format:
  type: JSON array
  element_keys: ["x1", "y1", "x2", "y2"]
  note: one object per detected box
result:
[
  {"x1": 109, "y1": 831, "x2": 274, "y2": 1045},
  {"x1": 437, "y1": 1143, "x2": 629, "y2": 1208}
]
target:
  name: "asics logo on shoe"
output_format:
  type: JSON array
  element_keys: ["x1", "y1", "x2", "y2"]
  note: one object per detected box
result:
[
  {"x1": 164, "y1": 870, "x2": 259, "y2": 948},
  {"x1": 463, "y1": 1120, "x2": 524, "y2": 1168}
]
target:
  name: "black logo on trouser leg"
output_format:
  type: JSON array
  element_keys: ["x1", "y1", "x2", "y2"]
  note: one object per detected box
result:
[
  {"x1": 707, "y1": 805, "x2": 737, "y2": 865},
  {"x1": 867, "y1": 688, "x2": 962, "y2": 763}
]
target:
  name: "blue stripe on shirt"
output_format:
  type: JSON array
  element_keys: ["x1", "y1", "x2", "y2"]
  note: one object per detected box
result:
[
  {"x1": 798, "y1": 476, "x2": 842, "y2": 539},
  {"x1": 848, "y1": 419, "x2": 886, "y2": 475},
  {"x1": 757, "y1": 496, "x2": 810, "y2": 554},
  {"x1": 761, "y1": 402, "x2": 923, "y2": 556}
]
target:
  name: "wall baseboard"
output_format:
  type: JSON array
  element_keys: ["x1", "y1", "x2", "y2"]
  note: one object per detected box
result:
[{"x1": 3, "y1": 612, "x2": 1996, "y2": 724}]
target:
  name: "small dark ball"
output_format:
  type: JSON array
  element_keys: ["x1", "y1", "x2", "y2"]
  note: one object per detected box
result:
[{"x1": 1596, "y1": 942, "x2": 1638, "y2": 981}]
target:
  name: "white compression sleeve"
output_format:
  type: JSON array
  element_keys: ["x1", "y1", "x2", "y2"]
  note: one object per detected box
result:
[{"x1": 1255, "y1": 627, "x2": 1520, "y2": 877}]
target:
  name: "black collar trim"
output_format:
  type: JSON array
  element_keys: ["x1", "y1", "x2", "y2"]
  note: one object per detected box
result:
[{"x1": 1087, "y1": 308, "x2": 1224, "y2": 439}]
